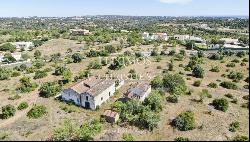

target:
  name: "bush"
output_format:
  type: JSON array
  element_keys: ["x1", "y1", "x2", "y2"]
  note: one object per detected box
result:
[
  {"x1": 11, "y1": 71, "x2": 21, "y2": 77},
  {"x1": 54, "y1": 66, "x2": 67, "y2": 76},
  {"x1": 243, "y1": 95, "x2": 249, "y2": 100},
  {"x1": 166, "y1": 95, "x2": 178, "y2": 103},
  {"x1": 171, "y1": 111, "x2": 195, "y2": 131},
  {"x1": 193, "y1": 80, "x2": 201, "y2": 87},
  {"x1": 231, "y1": 135, "x2": 249, "y2": 141},
  {"x1": 27, "y1": 105, "x2": 47, "y2": 119},
  {"x1": 231, "y1": 59, "x2": 240, "y2": 63},
  {"x1": 236, "y1": 51, "x2": 246, "y2": 58},
  {"x1": 226, "y1": 63, "x2": 236, "y2": 68},
  {"x1": 192, "y1": 66, "x2": 204, "y2": 78},
  {"x1": 225, "y1": 93, "x2": 234, "y2": 99},
  {"x1": 212, "y1": 98, "x2": 229, "y2": 112},
  {"x1": 0, "y1": 67, "x2": 11, "y2": 80},
  {"x1": 163, "y1": 74, "x2": 187, "y2": 96},
  {"x1": 220, "y1": 81, "x2": 238, "y2": 90},
  {"x1": 227, "y1": 71, "x2": 244, "y2": 82},
  {"x1": 208, "y1": 82, "x2": 218, "y2": 88},
  {"x1": 8, "y1": 94, "x2": 21, "y2": 100},
  {"x1": 1, "y1": 104, "x2": 16, "y2": 119},
  {"x1": 17, "y1": 77, "x2": 38, "y2": 93},
  {"x1": 122, "y1": 133, "x2": 135, "y2": 141},
  {"x1": 34, "y1": 70, "x2": 48, "y2": 79},
  {"x1": 17, "y1": 102, "x2": 29, "y2": 110},
  {"x1": 39, "y1": 82, "x2": 62, "y2": 98},
  {"x1": 210, "y1": 66, "x2": 220, "y2": 72},
  {"x1": 242, "y1": 58, "x2": 249, "y2": 62},
  {"x1": 209, "y1": 53, "x2": 223, "y2": 60},
  {"x1": 71, "y1": 53, "x2": 82, "y2": 63},
  {"x1": 175, "y1": 137, "x2": 190, "y2": 141}
]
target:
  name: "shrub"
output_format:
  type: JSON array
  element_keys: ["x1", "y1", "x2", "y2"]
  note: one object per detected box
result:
[
  {"x1": 242, "y1": 58, "x2": 249, "y2": 62},
  {"x1": 122, "y1": 133, "x2": 135, "y2": 141},
  {"x1": 226, "y1": 63, "x2": 236, "y2": 68},
  {"x1": 17, "y1": 77, "x2": 38, "y2": 93},
  {"x1": 166, "y1": 95, "x2": 178, "y2": 103},
  {"x1": 27, "y1": 105, "x2": 47, "y2": 119},
  {"x1": 225, "y1": 93, "x2": 234, "y2": 99},
  {"x1": 39, "y1": 82, "x2": 62, "y2": 98},
  {"x1": 209, "y1": 53, "x2": 223, "y2": 60},
  {"x1": 231, "y1": 135, "x2": 249, "y2": 141},
  {"x1": 192, "y1": 66, "x2": 204, "y2": 78},
  {"x1": 8, "y1": 94, "x2": 21, "y2": 100},
  {"x1": 11, "y1": 71, "x2": 21, "y2": 77},
  {"x1": 236, "y1": 51, "x2": 246, "y2": 58},
  {"x1": 231, "y1": 98, "x2": 238, "y2": 104},
  {"x1": 17, "y1": 102, "x2": 29, "y2": 110},
  {"x1": 34, "y1": 70, "x2": 48, "y2": 79},
  {"x1": 227, "y1": 71, "x2": 244, "y2": 82},
  {"x1": 220, "y1": 81, "x2": 238, "y2": 90},
  {"x1": 71, "y1": 53, "x2": 82, "y2": 63},
  {"x1": 193, "y1": 80, "x2": 201, "y2": 87},
  {"x1": 210, "y1": 66, "x2": 220, "y2": 72},
  {"x1": 243, "y1": 95, "x2": 249, "y2": 100},
  {"x1": 1, "y1": 104, "x2": 16, "y2": 119},
  {"x1": 171, "y1": 111, "x2": 195, "y2": 131},
  {"x1": 212, "y1": 98, "x2": 229, "y2": 112},
  {"x1": 54, "y1": 66, "x2": 67, "y2": 76},
  {"x1": 174, "y1": 137, "x2": 190, "y2": 141},
  {"x1": 231, "y1": 59, "x2": 240, "y2": 63},
  {"x1": 0, "y1": 67, "x2": 11, "y2": 80},
  {"x1": 208, "y1": 82, "x2": 218, "y2": 88},
  {"x1": 157, "y1": 66, "x2": 162, "y2": 69}
]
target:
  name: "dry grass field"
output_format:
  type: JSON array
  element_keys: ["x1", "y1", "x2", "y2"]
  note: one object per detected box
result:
[{"x1": 0, "y1": 39, "x2": 249, "y2": 141}]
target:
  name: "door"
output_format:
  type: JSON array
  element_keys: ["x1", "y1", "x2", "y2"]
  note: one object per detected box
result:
[{"x1": 85, "y1": 102, "x2": 90, "y2": 109}]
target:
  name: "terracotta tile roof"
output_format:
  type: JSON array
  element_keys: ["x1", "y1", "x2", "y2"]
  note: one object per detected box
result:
[
  {"x1": 69, "y1": 76, "x2": 115, "y2": 97},
  {"x1": 103, "y1": 110, "x2": 118, "y2": 118}
]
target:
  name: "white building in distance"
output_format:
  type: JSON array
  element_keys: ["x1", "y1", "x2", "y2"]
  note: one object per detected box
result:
[
  {"x1": 12, "y1": 42, "x2": 34, "y2": 51},
  {"x1": 142, "y1": 32, "x2": 168, "y2": 41}
]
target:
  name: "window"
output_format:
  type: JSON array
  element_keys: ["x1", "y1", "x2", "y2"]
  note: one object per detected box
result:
[
  {"x1": 109, "y1": 92, "x2": 111, "y2": 96},
  {"x1": 86, "y1": 96, "x2": 89, "y2": 101},
  {"x1": 101, "y1": 97, "x2": 103, "y2": 101}
]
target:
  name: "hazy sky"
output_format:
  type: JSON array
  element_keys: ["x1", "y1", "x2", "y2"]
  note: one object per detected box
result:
[{"x1": 0, "y1": 0, "x2": 249, "y2": 17}]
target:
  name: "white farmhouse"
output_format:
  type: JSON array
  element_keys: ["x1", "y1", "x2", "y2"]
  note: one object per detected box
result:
[
  {"x1": 142, "y1": 32, "x2": 168, "y2": 41},
  {"x1": 12, "y1": 42, "x2": 34, "y2": 51},
  {"x1": 59, "y1": 76, "x2": 123, "y2": 110},
  {"x1": 174, "y1": 35, "x2": 190, "y2": 41},
  {"x1": 220, "y1": 38, "x2": 239, "y2": 45},
  {"x1": 124, "y1": 82, "x2": 151, "y2": 102},
  {"x1": 70, "y1": 29, "x2": 91, "y2": 36}
]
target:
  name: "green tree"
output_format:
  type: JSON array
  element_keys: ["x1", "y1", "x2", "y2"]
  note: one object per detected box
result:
[
  {"x1": 39, "y1": 82, "x2": 62, "y2": 98},
  {"x1": 163, "y1": 74, "x2": 187, "y2": 96}
]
